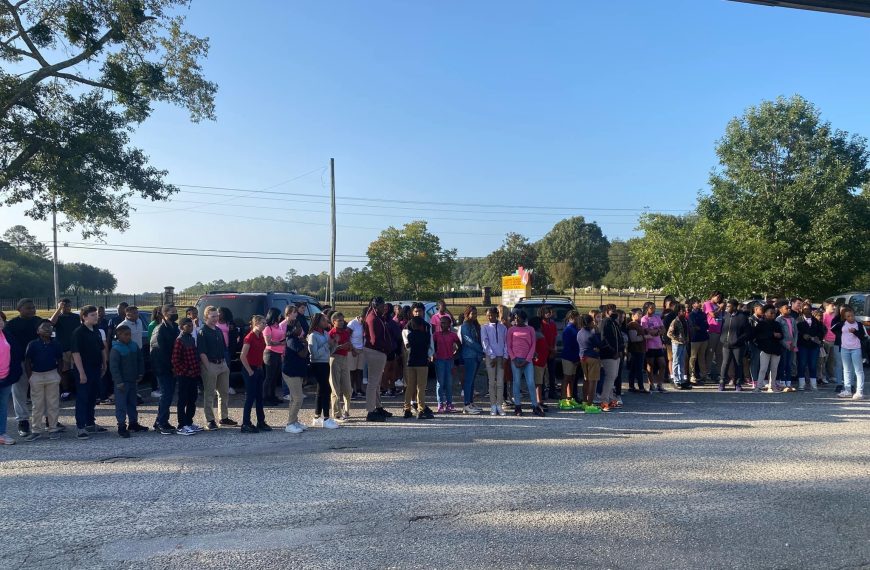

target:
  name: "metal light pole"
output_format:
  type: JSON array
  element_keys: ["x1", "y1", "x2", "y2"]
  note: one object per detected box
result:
[
  {"x1": 52, "y1": 192, "x2": 59, "y2": 305},
  {"x1": 329, "y1": 158, "x2": 336, "y2": 308}
]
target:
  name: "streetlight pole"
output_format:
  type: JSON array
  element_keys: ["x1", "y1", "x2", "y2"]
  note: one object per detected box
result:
[
  {"x1": 52, "y1": 192, "x2": 59, "y2": 305},
  {"x1": 329, "y1": 158, "x2": 336, "y2": 308}
]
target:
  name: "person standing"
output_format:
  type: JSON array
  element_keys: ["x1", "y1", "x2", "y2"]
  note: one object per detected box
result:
[
  {"x1": 459, "y1": 305, "x2": 484, "y2": 415},
  {"x1": 752, "y1": 305, "x2": 784, "y2": 393},
  {"x1": 796, "y1": 302, "x2": 824, "y2": 392},
  {"x1": 363, "y1": 298, "x2": 394, "y2": 422},
  {"x1": 327, "y1": 312, "x2": 354, "y2": 421},
  {"x1": 775, "y1": 300, "x2": 798, "y2": 392},
  {"x1": 0, "y1": 311, "x2": 25, "y2": 445},
  {"x1": 719, "y1": 299, "x2": 749, "y2": 391},
  {"x1": 641, "y1": 302, "x2": 667, "y2": 394},
  {"x1": 667, "y1": 303, "x2": 691, "y2": 390},
  {"x1": 198, "y1": 306, "x2": 237, "y2": 430},
  {"x1": 626, "y1": 309, "x2": 647, "y2": 393},
  {"x1": 540, "y1": 306, "x2": 559, "y2": 400},
  {"x1": 239, "y1": 315, "x2": 271, "y2": 433},
  {"x1": 50, "y1": 299, "x2": 82, "y2": 400},
  {"x1": 150, "y1": 305, "x2": 180, "y2": 435},
  {"x1": 481, "y1": 306, "x2": 508, "y2": 416},
  {"x1": 821, "y1": 302, "x2": 840, "y2": 386},
  {"x1": 171, "y1": 317, "x2": 202, "y2": 435},
  {"x1": 559, "y1": 310, "x2": 582, "y2": 409},
  {"x1": 71, "y1": 305, "x2": 108, "y2": 439},
  {"x1": 347, "y1": 309, "x2": 366, "y2": 400},
  {"x1": 282, "y1": 321, "x2": 309, "y2": 434},
  {"x1": 433, "y1": 315, "x2": 460, "y2": 413},
  {"x1": 598, "y1": 304, "x2": 624, "y2": 409},
  {"x1": 308, "y1": 313, "x2": 340, "y2": 429},
  {"x1": 430, "y1": 300, "x2": 454, "y2": 330},
  {"x1": 704, "y1": 292, "x2": 725, "y2": 382},
  {"x1": 833, "y1": 307, "x2": 866, "y2": 400},
  {"x1": 402, "y1": 317, "x2": 435, "y2": 419},
  {"x1": 22, "y1": 322, "x2": 63, "y2": 441},
  {"x1": 262, "y1": 308, "x2": 287, "y2": 406},
  {"x1": 687, "y1": 299, "x2": 709, "y2": 385},
  {"x1": 507, "y1": 310, "x2": 542, "y2": 417},
  {"x1": 108, "y1": 325, "x2": 145, "y2": 438},
  {"x1": 7, "y1": 298, "x2": 45, "y2": 436}
]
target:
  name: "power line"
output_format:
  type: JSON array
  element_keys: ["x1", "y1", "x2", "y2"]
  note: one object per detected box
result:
[
  {"x1": 58, "y1": 244, "x2": 368, "y2": 264},
  {"x1": 48, "y1": 241, "x2": 368, "y2": 259}
]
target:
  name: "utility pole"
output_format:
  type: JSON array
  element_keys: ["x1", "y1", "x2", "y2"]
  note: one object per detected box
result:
[
  {"x1": 329, "y1": 158, "x2": 336, "y2": 308},
  {"x1": 51, "y1": 192, "x2": 60, "y2": 305}
]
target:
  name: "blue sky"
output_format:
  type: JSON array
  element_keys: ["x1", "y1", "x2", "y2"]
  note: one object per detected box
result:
[{"x1": 4, "y1": 0, "x2": 870, "y2": 292}]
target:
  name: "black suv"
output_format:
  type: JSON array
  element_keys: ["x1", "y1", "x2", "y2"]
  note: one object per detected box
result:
[{"x1": 511, "y1": 296, "x2": 578, "y2": 353}]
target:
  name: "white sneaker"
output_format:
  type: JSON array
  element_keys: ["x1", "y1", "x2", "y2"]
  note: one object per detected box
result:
[
  {"x1": 228, "y1": 387, "x2": 236, "y2": 395},
  {"x1": 497, "y1": 406, "x2": 507, "y2": 416},
  {"x1": 323, "y1": 418, "x2": 341, "y2": 429},
  {"x1": 284, "y1": 423, "x2": 304, "y2": 434},
  {"x1": 282, "y1": 394, "x2": 290, "y2": 401},
  {"x1": 295, "y1": 422, "x2": 309, "y2": 431},
  {"x1": 311, "y1": 417, "x2": 324, "y2": 428},
  {"x1": 150, "y1": 390, "x2": 162, "y2": 398},
  {"x1": 490, "y1": 405, "x2": 498, "y2": 416},
  {"x1": 0, "y1": 434, "x2": 16, "y2": 445},
  {"x1": 463, "y1": 405, "x2": 481, "y2": 415},
  {"x1": 616, "y1": 397, "x2": 623, "y2": 406},
  {"x1": 810, "y1": 379, "x2": 818, "y2": 391},
  {"x1": 176, "y1": 426, "x2": 196, "y2": 436},
  {"x1": 853, "y1": 392, "x2": 865, "y2": 400},
  {"x1": 838, "y1": 390, "x2": 853, "y2": 398}
]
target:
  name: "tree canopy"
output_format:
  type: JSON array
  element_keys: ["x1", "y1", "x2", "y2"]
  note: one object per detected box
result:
[
  {"x1": 482, "y1": 232, "x2": 538, "y2": 286},
  {"x1": 0, "y1": 0, "x2": 217, "y2": 237},
  {"x1": 536, "y1": 216, "x2": 609, "y2": 288}
]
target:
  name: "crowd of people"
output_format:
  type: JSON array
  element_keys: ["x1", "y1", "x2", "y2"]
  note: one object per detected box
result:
[{"x1": 0, "y1": 291, "x2": 865, "y2": 445}]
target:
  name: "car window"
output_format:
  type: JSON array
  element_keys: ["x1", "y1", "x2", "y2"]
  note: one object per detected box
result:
[
  {"x1": 271, "y1": 299, "x2": 288, "y2": 315},
  {"x1": 836, "y1": 297, "x2": 846, "y2": 306},
  {"x1": 849, "y1": 295, "x2": 866, "y2": 317}
]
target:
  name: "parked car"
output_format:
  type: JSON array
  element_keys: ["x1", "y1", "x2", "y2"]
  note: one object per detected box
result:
[
  {"x1": 389, "y1": 300, "x2": 439, "y2": 324},
  {"x1": 825, "y1": 292, "x2": 870, "y2": 331},
  {"x1": 512, "y1": 296, "x2": 578, "y2": 355}
]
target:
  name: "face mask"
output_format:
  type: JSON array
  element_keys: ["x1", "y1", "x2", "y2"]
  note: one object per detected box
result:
[{"x1": 169, "y1": 314, "x2": 179, "y2": 322}]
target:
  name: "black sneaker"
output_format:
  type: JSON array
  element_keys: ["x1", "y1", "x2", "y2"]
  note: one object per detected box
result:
[
  {"x1": 128, "y1": 423, "x2": 149, "y2": 433},
  {"x1": 375, "y1": 407, "x2": 393, "y2": 418},
  {"x1": 403, "y1": 410, "x2": 414, "y2": 419},
  {"x1": 219, "y1": 418, "x2": 239, "y2": 426},
  {"x1": 366, "y1": 411, "x2": 386, "y2": 422},
  {"x1": 118, "y1": 426, "x2": 130, "y2": 438},
  {"x1": 256, "y1": 423, "x2": 273, "y2": 432},
  {"x1": 18, "y1": 420, "x2": 30, "y2": 436},
  {"x1": 159, "y1": 425, "x2": 176, "y2": 435},
  {"x1": 540, "y1": 403, "x2": 549, "y2": 412},
  {"x1": 240, "y1": 424, "x2": 259, "y2": 434},
  {"x1": 207, "y1": 420, "x2": 219, "y2": 431},
  {"x1": 514, "y1": 405, "x2": 523, "y2": 416},
  {"x1": 533, "y1": 405, "x2": 546, "y2": 417},
  {"x1": 681, "y1": 383, "x2": 693, "y2": 390},
  {"x1": 418, "y1": 407, "x2": 435, "y2": 420}
]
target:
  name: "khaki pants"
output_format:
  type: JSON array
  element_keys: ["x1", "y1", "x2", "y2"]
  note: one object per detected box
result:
[
  {"x1": 329, "y1": 355, "x2": 353, "y2": 417},
  {"x1": 485, "y1": 356, "x2": 505, "y2": 407},
  {"x1": 689, "y1": 340, "x2": 708, "y2": 380},
  {"x1": 403, "y1": 366, "x2": 428, "y2": 412},
  {"x1": 363, "y1": 348, "x2": 386, "y2": 412},
  {"x1": 30, "y1": 370, "x2": 60, "y2": 434},
  {"x1": 283, "y1": 374, "x2": 304, "y2": 424},
  {"x1": 200, "y1": 361, "x2": 229, "y2": 423},
  {"x1": 600, "y1": 358, "x2": 620, "y2": 403}
]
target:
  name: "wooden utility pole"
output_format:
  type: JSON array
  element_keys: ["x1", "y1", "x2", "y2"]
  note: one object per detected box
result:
[{"x1": 329, "y1": 158, "x2": 336, "y2": 308}]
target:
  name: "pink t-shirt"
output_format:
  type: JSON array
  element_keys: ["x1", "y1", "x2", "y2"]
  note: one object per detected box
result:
[
  {"x1": 507, "y1": 326, "x2": 536, "y2": 361},
  {"x1": 433, "y1": 330, "x2": 460, "y2": 360},
  {"x1": 640, "y1": 314, "x2": 664, "y2": 350},
  {"x1": 841, "y1": 321, "x2": 861, "y2": 350},
  {"x1": 822, "y1": 312, "x2": 836, "y2": 342},
  {"x1": 703, "y1": 301, "x2": 722, "y2": 334},
  {"x1": 216, "y1": 322, "x2": 230, "y2": 347},
  {"x1": 0, "y1": 332, "x2": 10, "y2": 379},
  {"x1": 264, "y1": 322, "x2": 287, "y2": 355},
  {"x1": 431, "y1": 312, "x2": 453, "y2": 329}
]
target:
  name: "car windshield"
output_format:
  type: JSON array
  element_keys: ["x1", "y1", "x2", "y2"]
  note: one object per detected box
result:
[{"x1": 196, "y1": 296, "x2": 266, "y2": 325}]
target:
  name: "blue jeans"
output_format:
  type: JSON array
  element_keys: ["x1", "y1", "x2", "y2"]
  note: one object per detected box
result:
[
  {"x1": 797, "y1": 346, "x2": 820, "y2": 380},
  {"x1": 74, "y1": 365, "x2": 101, "y2": 429},
  {"x1": 156, "y1": 373, "x2": 177, "y2": 426},
  {"x1": 777, "y1": 350, "x2": 794, "y2": 382},
  {"x1": 628, "y1": 352, "x2": 645, "y2": 388},
  {"x1": 242, "y1": 366, "x2": 265, "y2": 425},
  {"x1": 114, "y1": 381, "x2": 139, "y2": 425},
  {"x1": 671, "y1": 342, "x2": 687, "y2": 382},
  {"x1": 511, "y1": 360, "x2": 538, "y2": 407},
  {"x1": 434, "y1": 359, "x2": 453, "y2": 405},
  {"x1": 829, "y1": 344, "x2": 843, "y2": 384},
  {"x1": 462, "y1": 356, "x2": 481, "y2": 406},
  {"x1": 841, "y1": 347, "x2": 865, "y2": 394},
  {"x1": 0, "y1": 384, "x2": 11, "y2": 436}
]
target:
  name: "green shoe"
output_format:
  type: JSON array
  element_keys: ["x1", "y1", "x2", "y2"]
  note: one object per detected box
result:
[
  {"x1": 569, "y1": 398, "x2": 583, "y2": 410},
  {"x1": 558, "y1": 399, "x2": 574, "y2": 410},
  {"x1": 583, "y1": 403, "x2": 602, "y2": 414}
]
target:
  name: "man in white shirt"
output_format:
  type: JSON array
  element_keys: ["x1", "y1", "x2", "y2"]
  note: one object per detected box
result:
[
  {"x1": 119, "y1": 306, "x2": 145, "y2": 349},
  {"x1": 481, "y1": 306, "x2": 509, "y2": 416},
  {"x1": 347, "y1": 310, "x2": 366, "y2": 399}
]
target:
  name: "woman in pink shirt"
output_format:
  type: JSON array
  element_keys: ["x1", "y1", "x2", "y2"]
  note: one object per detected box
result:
[
  {"x1": 640, "y1": 302, "x2": 667, "y2": 393},
  {"x1": 262, "y1": 307, "x2": 290, "y2": 406},
  {"x1": 507, "y1": 310, "x2": 543, "y2": 417}
]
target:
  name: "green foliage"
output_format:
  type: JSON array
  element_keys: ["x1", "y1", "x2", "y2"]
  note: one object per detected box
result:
[
  {"x1": 537, "y1": 217, "x2": 609, "y2": 288},
  {"x1": 453, "y1": 258, "x2": 486, "y2": 288},
  {"x1": 601, "y1": 239, "x2": 635, "y2": 290},
  {"x1": 180, "y1": 267, "x2": 359, "y2": 297},
  {"x1": 482, "y1": 232, "x2": 538, "y2": 286},
  {"x1": 350, "y1": 221, "x2": 456, "y2": 298},
  {"x1": 0, "y1": 239, "x2": 116, "y2": 298},
  {"x1": 0, "y1": 0, "x2": 217, "y2": 238},
  {"x1": 2, "y1": 224, "x2": 48, "y2": 258},
  {"x1": 548, "y1": 261, "x2": 574, "y2": 292}
]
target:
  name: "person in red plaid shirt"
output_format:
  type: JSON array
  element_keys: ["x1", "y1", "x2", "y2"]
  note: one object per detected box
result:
[{"x1": 171, "y1": 318, "x2": 202, "y2": 435}]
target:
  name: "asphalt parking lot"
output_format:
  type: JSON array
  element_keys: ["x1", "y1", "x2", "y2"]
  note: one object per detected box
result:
[{"x1": 2, "y1": 385, "x2": 869, "y2": 569}]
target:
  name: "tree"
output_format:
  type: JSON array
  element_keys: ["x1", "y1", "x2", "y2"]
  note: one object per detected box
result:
[
  {"x1": 60, "y1": 262, "x2": 117, "y2": 294},
  {"x1": 700, "y1": 95, "x2": 870, "y2": 297},
  {"x1": 453, "y1": 258, "x2": 485, "y2": 289},
  {"x1": 2, "y1": 224, "x2": 48, "y2": 257},
  {"x1": 0, "y1": 239, "x2": 116, "y2": 297},
  {"x1": 537, "y1": 217, "x2": 609, "y2": 288},
  {"x1": 601, "y1": 239, "x2": 634, "y2": 290},
  {"x1": 483, "y1": 232, "x2": 538, "y2": 286},
  {"x1": 1, "y1": 0, "x2": 217, "y2": 238},
  {"x1": 355, "y1": 221, "x2": 456, "y2": 298},
  {"x1": 548, "y1": 261, "x2": 574, "y2": 292}
]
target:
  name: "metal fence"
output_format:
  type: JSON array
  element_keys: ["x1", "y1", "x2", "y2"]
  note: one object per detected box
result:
[{"x1": 0, "y1": 294, "x2": 202, "y2": 312}]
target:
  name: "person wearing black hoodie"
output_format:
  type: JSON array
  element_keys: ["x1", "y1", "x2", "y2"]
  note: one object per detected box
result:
[
  {"x1": 752, "y1": 305, "x2": 784, "y2": 393},
  {"x1": 796, "y1": 301, "x2": 825, "y2": 392},
  {"x1": 150, "y1": 305, "x2": 180, "y2": 434},
  {"x1": 719, "y1": 299, "x2": 751, "y2": 391}
]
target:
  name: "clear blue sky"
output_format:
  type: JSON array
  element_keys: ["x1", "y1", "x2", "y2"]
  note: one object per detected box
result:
[{"x1": 4, "y1": 0, "x2": 870, "y2": 292}]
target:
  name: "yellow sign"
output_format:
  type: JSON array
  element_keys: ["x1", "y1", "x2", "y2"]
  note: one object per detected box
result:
[
  {"x1": 502, "y1": 273, "x2": 532, "y2": 308},
  {"x1": 501, "y1": 275, "x2": 525, "y2": 290}
]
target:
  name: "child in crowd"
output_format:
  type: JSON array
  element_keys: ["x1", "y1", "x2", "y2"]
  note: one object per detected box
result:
[
  {"x1": 688, "y1": 298, "x2": 709, "y2": 384},
  {"x1": 796, "y1": 302, "x2": 824, "y2": 392},
  {"x1": 559, "y1": 310, "x2": 582, "y2": 410},
  {"x1": 402, "y1": 316, "x2": 435, "y2": 419},
  {"x1": 283, "y1": 321, "x2": 310, "y2": 434},
  {"x1": 347, "y1": 309, "x2": 366, "y2": 399},
  {"x1": 641, "y1": 302, "x2": 667, "y2": 393},
  {"x1": 507, "y1": 310, "x2": 543, "y2": 417},
  {"x1": 667, "y1": 303, "x2": 690, "y2": 389},
  {"x1": 753, "y1": 305, "x2": 784, "y2": 393},
  {"x1": 308, "y1": 313, "x2": 339, "y2": 429},
  {"x1": 171, "y1": 317, "x2": 202, "y2": 435},
  {"x1": 239, "y1": 315, "x2": 271, "y2": 433},
  {"x1": 328, "y1": 312, "x2": 354, "y2": 421},
  {"x1": 576, "y1": 314, "x2": 602, "y2": 413},
  {"x1": 775, "y1": 300, "x2": 798, "y2": 392},
  {"x1": 23, "y1": 322, "x2": 63, "y2": 441},
  {"x1": 108, "y1": 325, "x2": 146, "y2": 438},
  {"x1": 529, "y1": 317, "x2": 549, "y2": 412},
  {"x1": 833, "y1": 307, "x2": 865, "y2": 400},
  {"x1": 626, "y1": 309, "x2": 647, "y2": 393},
  {"x1": 433, "y1": 316, "x2": 461, "y2": 413},
  {"x1": 482, "y1": 306, "x2": 509, "y2": 415}
]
